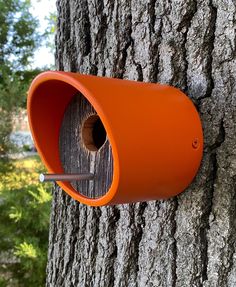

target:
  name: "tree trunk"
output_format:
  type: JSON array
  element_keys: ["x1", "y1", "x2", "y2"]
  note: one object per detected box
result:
[{"x1": 46, "y1": 0, "x2": 236, "y2": 286}]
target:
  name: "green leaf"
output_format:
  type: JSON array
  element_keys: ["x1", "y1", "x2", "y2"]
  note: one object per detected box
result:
[
  {"x1": 8, "y1": 206, "x2": 22, "y2": 222},
  {"x1": 14, "y1": 241, "x2": 37, "y2": 259}
]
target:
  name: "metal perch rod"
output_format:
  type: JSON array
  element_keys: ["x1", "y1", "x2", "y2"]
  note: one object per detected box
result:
[{"x1": 39, "y1": 173, "x2": 94, "y2": 182}]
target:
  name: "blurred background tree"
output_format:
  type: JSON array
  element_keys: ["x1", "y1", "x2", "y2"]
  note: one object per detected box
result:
[
  {"x1": 0, "y1": 0, "x2": 55, "y2": 286},
  {"x1": 0, "y1": 0, "x2": 40, "y2": 156}
]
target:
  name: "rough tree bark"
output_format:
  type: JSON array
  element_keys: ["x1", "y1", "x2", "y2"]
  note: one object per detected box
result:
[{"x1": 46, "y1": 0, "x2": 236, "y2": 286}]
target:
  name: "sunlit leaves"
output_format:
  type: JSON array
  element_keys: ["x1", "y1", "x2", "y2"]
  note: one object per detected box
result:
[
  {"x1": 0, "y1": 155, "x2": 51, "y2": 286},
  {"x1": 9, "y1": 206, "x2": 23, "y2": 222},
  {"x1": 28, "y1": 185, "x2": 51, "y2": 204},
  {"x1": 14, "y1": 242, "x2": 37, "y2": 259}
]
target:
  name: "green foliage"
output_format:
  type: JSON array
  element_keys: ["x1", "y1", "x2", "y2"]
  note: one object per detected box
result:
[
  {"x1": 44, "y1": 11, "x2": 57, "y2": 53},
  {"x1": 0, "y1": 156, "x2": 51, "y2": 286},
  {"x1": 0, "y1": 0, "x2": 39, "y2": 69},
  {"x1": 0, "y1": 110, "x2": 12, "y2": 155},
  {"x1": 0, "y1": 1, "x2": 55, "y2": 285},
  {"x1": 0, "y1": 277, "x2": 8, "y2": 287},
  {"x1": 0, "y1": 1, "x2": 55, "y2": 284},
  {"x1": 0, "y1": 69, "x2": 40, "y2": 155},
  {"x1": 0, "y1": 71, "x2": 19, "y2": 154},
  {"x1": 0, "y1": 0, "x2": 41, "y2": 156}
]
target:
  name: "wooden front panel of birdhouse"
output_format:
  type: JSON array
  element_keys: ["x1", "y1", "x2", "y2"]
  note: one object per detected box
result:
[{"x1": 59, "y1": 93, "x2": 114, "y2": 198}]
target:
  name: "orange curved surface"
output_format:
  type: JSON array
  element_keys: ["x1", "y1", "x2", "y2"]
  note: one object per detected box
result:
[{"x1": 27, "y1": 71, "x2": 203, "y2": 206}]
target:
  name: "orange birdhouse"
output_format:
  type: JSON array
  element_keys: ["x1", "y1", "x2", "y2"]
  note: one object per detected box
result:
[{"x1": 27, "y1": 71, "x2": 203, "y2": 206}]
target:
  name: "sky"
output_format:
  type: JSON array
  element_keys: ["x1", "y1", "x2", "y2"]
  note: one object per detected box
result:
[{"x1": 29, "y1": 0, "x2": 56, "y2": 68}]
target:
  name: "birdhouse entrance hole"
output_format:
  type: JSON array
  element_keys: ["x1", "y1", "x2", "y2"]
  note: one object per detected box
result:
[{"x1": 82, "y1": 115, "x2": 107, "y2": 151}]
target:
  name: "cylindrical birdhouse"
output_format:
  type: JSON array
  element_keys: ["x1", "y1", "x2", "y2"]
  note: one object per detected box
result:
[{"x1": 27, "y1": 71, "x2": 203, "y2": 206}]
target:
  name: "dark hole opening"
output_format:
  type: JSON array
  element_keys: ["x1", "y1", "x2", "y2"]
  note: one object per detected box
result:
[{"x1": 82, "y1": 115, "x2": 107, "y2": 151}]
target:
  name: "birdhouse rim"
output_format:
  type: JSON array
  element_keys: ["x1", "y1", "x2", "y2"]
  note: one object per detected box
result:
[{"x1": 27, "y1": 70, "x2": 120, "y2": 206}]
